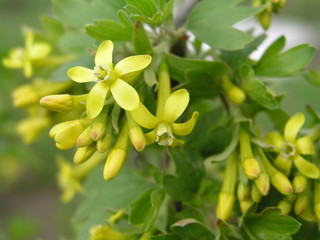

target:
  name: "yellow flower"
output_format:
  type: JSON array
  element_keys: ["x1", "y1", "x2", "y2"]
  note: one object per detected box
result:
[
  {"x1": 3, "y1": 30, "x2": 51, "y2": 78},
  {"x1": 265, "y1": 113, "x2": 319, "y2": 179},
  {"x1": 130, "y1": 89, "x2": 199, "y2": 146},
  {"x1": 67, "y1": 40, "x2": 152, "y2": 119}
]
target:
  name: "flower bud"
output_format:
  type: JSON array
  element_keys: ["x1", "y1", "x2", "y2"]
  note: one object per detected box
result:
[
  {"x1": 271, "y1": 172, "x2": 293, "y2": 195},
  {"x1": 273, "y1": 155, "x2": 292, "y2": 176},
  {"x1": 243, "y1": 157, "x2": 261, "y2": 180},
  {"x1": 12, "y1": 84, "x2": 39, "y2": 108},
  {"x1": 259, "y1": 9, "x2": 271, "y2": 30},
  {"x1": 17, "y1": 117, "x2": 50, "y2": 143},
  {"x1": 104, "y1": 148, "x2": 127, "y2": 181},
  {"x1": 292, "y1": 175, "x2": 308, "y2": 193},
  {"x1": 251, "y1": 184, "x2": 261, "y2": 203},
  {"x1": 239, "y1": 199, "x2": 252, "y2": 214},
  {"x1": 237, "y1": 182, "x2": 250, "y2": 201},
  {"x1": 97, "y1": 133, "x2": 113, "y2": 153},
  {"x1": 294, "y1": 193, "x2": 310, "y2": 215},
  {"x1": 74, "y1": 145, "x2": 96, "y2": 164},
  {"x1": 228, "y1": 87, "x2": 246, "y2": 105},
  {"x1": 40, "y1": 94, "x2": 72, "y2": 112},
  {"x1": 126, "y1": 111, "x2": 145, "y2": 151},
  {"x1": 277, "y1": 198, "x2": 293, "y2": 215},
  {"x1": 254, "y1": 172, "x2": 270, "y2": 196},
  {"x1": 77, "y1": 126, "x2": 94, "y2": 147},
  {"x1": 216, "y1": 192, "x2": 235, "y2": 221},
  {"x1": 91, "y1": 114, "x2": 107, "y2": 141}
]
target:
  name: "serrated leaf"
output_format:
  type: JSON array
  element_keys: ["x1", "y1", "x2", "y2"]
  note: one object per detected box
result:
[
  {"x1": 255, "y1": 36, "x2": 316, "y2": 77},
  {"x1": 86, "y1": 19, "x2": 133, "y2": 42},
  {"x1": 187, "y1": 0, "x2": 263, "y2": 50},
  {"x1": 133, "y1": 21, "x2": 153, "y2": 54},
  {"x1": 53, "y1": 0, "x2": 125, "y2": 28},
  {"x1": 171, "y1": 218, "x2": 215, "y2": 240},
  {"x1": 129, "y1": 187, "x2": 165, "y2": 232},
  {"x1": 241, "y1": 207, "x2": 301, "y2": 240},
  {"x1": 165, "y1": 54, "x2": 229, "y2": 82}
]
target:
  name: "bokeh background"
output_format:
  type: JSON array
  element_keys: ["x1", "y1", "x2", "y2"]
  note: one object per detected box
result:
[{"x1": 0, "y1": 0, "x2": 319, "y2": 239}]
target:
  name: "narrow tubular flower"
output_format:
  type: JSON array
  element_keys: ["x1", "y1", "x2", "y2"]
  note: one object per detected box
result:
[
  {"x1": 67, "y1": 40, "x2": 152, "y2": 118},
  {"x1": 265, "y1": 113, "x2": 319, "y2": 179}
]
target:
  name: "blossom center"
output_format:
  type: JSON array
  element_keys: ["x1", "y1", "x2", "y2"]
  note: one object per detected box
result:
[
  {"x1": 280, "y1": 141, "x2": 296, "y2": 159},
  {"x1": 94, "y1": 65, "x2": 117, "y2": 83},
  {"x1": 156, "y1": 122, "x2": 174, "y2": 146}
]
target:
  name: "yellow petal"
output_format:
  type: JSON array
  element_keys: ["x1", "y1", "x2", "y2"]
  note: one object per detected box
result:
[
  {"x1": 274, "y1": 155, "x2": 292, "y2": 176},
  {"x1": 3, "y1": 48, "x2": 24, "y2": 68},
  {"x1": 130, "y1": 103, "x2": 159, "y2": 129},
  {"x1": 163, "y1": 89, "x2": 189, "y2": 123},
  {"x1": 114, "y1": 55, "x2": 152, "y2": 82},
  {"x1": 264, "y1": 131, "x2": 285, "y2": 151},
  {"x1": 284, "y1": 112, "x2": 305, "y2": 143},
  {"x1": 24, "y1": 60, "x2": 33, "y2": 78},
  {"x1": 25, "y1": 30, "x2": 34, "y2": 50},
  {"x1": 145, "y1": 129, "x2": 157, "y2": 145},
  {"x1": 86, "y1": 82, "x2": 109, "y2": 119},
  {"x1": 172, "y1": 111, "x2": 199, "y2": 136},
  {"x1": 296, "y1": 136, "x2": 315, "y2": 155},
  {"x1": 95, "y1": 40, "x2": 113, "y2": 68},
  {"x1": 67, "y1": 66, "x2": 95, "y2": 83},
  {"x1": 110, "y1": 78, "x2": 139, "y2": 111},
  {"x1": 30, "y1": 43, "x2": 51, "y2": 59},
  {"x1": 293, "y1": 154, "x2": 319, "y2": 179}
]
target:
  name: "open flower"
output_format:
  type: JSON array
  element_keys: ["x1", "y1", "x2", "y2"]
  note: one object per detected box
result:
[
  {"x1": 265, "y1": 113, "x2": 319, "y2": 179},
  {"x1": 67, "y1": 40, "x2": 152, "y2": 119},
  {"x1": 3, "y1": 30, "x2": 51, "y2": 78},
  {"x1": 130, "y1": 89, "x2": 198, "y2": 146}
]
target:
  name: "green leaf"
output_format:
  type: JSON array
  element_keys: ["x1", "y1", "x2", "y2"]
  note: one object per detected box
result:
[
  {"x1": 133, "y1": 21, "x2": 153, "y2": 54},
  {"x1": 304, "y1": 70, "x2": 320, "y2": 86},
  {"x1": 151, "y1": 233, "x2": 181, "y2": 240},
  {"x1": 184, "y1": 70, "x2": 219, "y2": 100},
  {"x1": 53, "y1": 0, "x2": 125, "y2": 28},
  {"x1": 163, "y1": 148, "x2": 203, "y2": 201},
  {"x1": 129, "y1": 187, "x2": 165, "y2": 232},
  {"x1": 73, "y1": 167, "x2": 150, "y2": 240},
  {"x1": 171, "y1": 218, "x2": 215, "y2": 240},
  {"x1": 241, "y1": 66, "x2": 278, "y2": 110},
  {"x1": 86, "y1": 19, "x2": 133, "y2": 42},
  {"x1": 241, "y1": 207, "x2": 301, "y2": 240},
  {"x1": 254, "y1": 36, "x2": 316, "y2": 77},
  {"x1": 58, "y1": 32, "x2": 95, "y2": 55},
  {"x1": 125, "y1": 0, "x2": 173, "y2": 25},
  {"x1": 187, "y1": 0, "x2": 263, "y2": 50},
  {"x1": 165, "y1": 54, "x2": 229, "y2": 82}
]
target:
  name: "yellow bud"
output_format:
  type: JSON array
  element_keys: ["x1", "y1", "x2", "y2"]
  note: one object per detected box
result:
[
  {"x1": 40, "y1": 94, "x2": 72, "y2": 112},
  {"x1": 292, "y1": 175, "x2": 308, "y2": 193},
  {"x1": 277, "y1": 198, "x2": 292, "y2": 215},
  {"x1": 91, "y1": 114, "x2": 107, "y2": 141},
  {"x1": 294, "y1": 193, "x2": 310, "y2": 215},
  {"x1": 254, "y1": 172, "x2": 270, "y2": 196},
  {"x1": 54, "y1": 120, "x2": 86, "y2": 149},
  {"x1": 239, "y1": 199, "x2": 252, "y2": 214},
  {"x1": 56, "y1": 143, "x2": 71, "y2": 150},
  {"x1": 259, "y1": 9, "x2": 272, "y2": 30},
  {"x1": 243, "y1": 157, "x2": 261, "y2": 180},
  {"x1": 74, "y1": 145, "x2": 96, "y2": 164},
  {"x1": 103, "y1": 148, "x2": 127, "y2": 181},
  {"x1": 237, "y1": 182, "x2": 250, "y2": 201},
  {"x1": 216, "y1": 192, "x2": 235, "y2": 221},
  {"x1": 129, "y1": 126, "x2": 145, "y2": 151},
  {"x1": 314, "y1": 203, "x2": 320, "y2": 221},
  {"x1": 251, "y1": 184, "x2": 261, "y2": 203},
  {"x1": 77, "y1": 126, "x2": 94, "y2": 147},
  {"x1": 49, "y1": 122, "x2": 70, "y2": 138},
  {"x1": 271, "y1": 172, "x2": 293, "y2": 195},
  {"x1": 228, "y1": 86, "x2": 246, "y2": 105},
  {"x1": 12, "y1": 84, "x2": 38, "y2": 108},
  {"x1": 97, "y1": 133, "x2": 113, "y2": 153}
]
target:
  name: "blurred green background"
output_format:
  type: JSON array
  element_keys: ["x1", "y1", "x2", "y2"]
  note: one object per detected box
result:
[{"x1": 0, "y1": 0, "x2": 319, "y2": 239}]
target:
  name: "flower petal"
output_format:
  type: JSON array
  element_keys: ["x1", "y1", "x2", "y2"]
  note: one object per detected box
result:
[
  {"x1": 86, "y1": 82, "x2": 109, "y2": 119},
  {"x1": 24, "y1": 60, "x2": 33, "y2": 78},
  {"x1": 2, "y1": 48, "x2": 24, "y2": 68},
  {"x1": 163, "y1": 89, "x2": 189, "y2": 123},
  {"x1": 110, "y1": 79, "x2": 139, "y2": 111},
  {"x1": 293, "y1": 154, "x2": 319, "y2": 179},
  {"x1": 30, "y1": 43, "x2": 52, "y2": 59},
  {"x1": 145, "y1": 129, "x2": 157, "y2": 145},
  {"x1": 114, "y1": 55, "x2": 152, "y2": 82},
  {"x1": 274, "y1": 155, "x2": 292, "y2": 176},
  {"x1": 264, "y1": 131, "x2": 285, "y2": 151},
  {"x1": 130, "y1": 103, "x2": 159, "y2": 129},
  {"x1": 172, "y1": 111, "x2": 199, "y2": 136},
  {"x1": 67, "y1": 66, "x2": 95, "y2": 83},
  {"x1": 284, "y1": 112, "x2": 305, "y2": 142},
  {"x1": 296, "y1": 136, "x2": 315, "y2": 155},
  {"x1": 95, "y1": 40, "x2": 113, "y2": 68}
]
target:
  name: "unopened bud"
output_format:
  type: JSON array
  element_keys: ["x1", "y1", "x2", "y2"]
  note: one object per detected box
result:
[
  {"x1": 251, "y1": 184, "x2": 261, "y2": 203},
  {"x1": 97, "y1": 132, "x2": 113, "y2": 153},
  {"x1": 271, "y1": 172, "x2": 293, "y2": 195},
  {"x1": 17, "y1": 117, "x2": 50, "y2": 143},
  {"x1": 77, "y1": 126, "x2": 94, "y2": 147},
  {"x1": 259, "y1": 9, "x2": 271, "y2": 30},
  {"x1": 216, "y1": 192, "x2": 235, "y2": 221},
  {"x1": 228, "y1": 87, "x2": 246, "y2": 105},
  {"x1": 239, "y1": 199, "x2": 252, "y2": 214},
  {"x1": 292, "y1": 175, "x2": 308, "y2": 193},
  {"x1": 237, "y1": 182, "x2": 250, "y2": 201},
  {"x1": 91, "y1": 114, "x2": 107, "y2": 141},
  {"x1": 314, "y1": 203, "x2": 320, "y2": 221},
  {"x1": 243, "y1": 157, "x2": 261, "y2": 180},
  {"x1": 294, "y1": 193, "x2": 310, "y2": 215},
  {"x1": 103, "y1": 148, "x2": 127, "y2": 181},
  {"x1": 277, "y1": 198, "x2": 292, "y2": 215},
  {"x1": 74, "y1": 145, "x2": 96, "y2": 164},
  {"x1": 274, "y1": 155, "x2": 292, "y2": 176},
  {"x1": 40, "y1": 94, "x2": 72, "y2": 112},
  {"x1": 12, "y1": 84, "x2": 38, "y2": 108},
  {"x1": 129, "y1": 126, "x2": 145, "y2": 151},
  {"x1": 254, "y1": 172, "x2": 270, "y2": 196}
]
